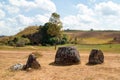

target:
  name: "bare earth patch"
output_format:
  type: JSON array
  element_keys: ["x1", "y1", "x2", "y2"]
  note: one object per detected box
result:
[{"x1": 0, "y1": 50, "x2": 120, "y2": 80}]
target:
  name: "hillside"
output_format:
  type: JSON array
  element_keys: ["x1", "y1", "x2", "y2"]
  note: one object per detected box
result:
[
  {"x1": 16, "y1": 26, "x2": 40, "y2": 37},
  {"x1": 16, "y1": 26, "x2": 42, "y2": 45},
  {"x1": 0, "y1": 26, "x2": 42, "y2": 45},
  {"x1": 0, "y1": 27, "x2": 120, "y2": 45},
  {"x1": 65, "y1": 30, "x2": 120, "y2": 44}
]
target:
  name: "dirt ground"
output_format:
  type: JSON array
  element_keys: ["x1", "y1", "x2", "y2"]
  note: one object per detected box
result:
[{"x1": 0, "y1": 50, "x2": 120, "y2": 80}]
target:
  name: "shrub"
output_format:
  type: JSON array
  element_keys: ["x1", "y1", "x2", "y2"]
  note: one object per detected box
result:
[
  {"x1": 8, "y1": 37, "x2": 30, "y2": 47},
  {"x1": 8, "y1": 41, "x2": 15, "y2": 46},
  {"x1": 15, "y1": 37, "x2": 30, "y2": 47},
  {"x1": 60, "y1": 34, "x2": 68, "y2": 44}
]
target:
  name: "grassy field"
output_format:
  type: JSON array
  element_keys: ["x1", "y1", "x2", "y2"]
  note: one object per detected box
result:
[{"x1": 0, "y1": 44, "x2": 120, "y2": 53}]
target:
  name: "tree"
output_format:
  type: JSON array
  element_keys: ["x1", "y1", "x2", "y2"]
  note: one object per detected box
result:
[
  {"x1": 9, "y1": 37, "x2": 30, "y2": 47},
  {"x1": 41, "y1": 22, "x2": 61, "y2": 45},
  {"x1": 47, "y1": 23, "x2": 61, "y2": 36},
  {"x1": 41, "y1": 13, "x2": 63, "y2": 46},
  {"x1": 90, "y1": 28, "x2": 94, "y2": 31},
  {"x1": 16, "y1": 37, "x2": 30, "y2": 47},
  {"x1": 49, "y1": 12, "x2": 62, "y2": 27}
]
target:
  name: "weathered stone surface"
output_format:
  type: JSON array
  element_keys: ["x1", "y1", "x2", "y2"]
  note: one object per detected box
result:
[
  {"x1": 10, "y1": 63, "x2": 24, "y2": 71},
  {"x1": 23, "y1": 54, "x2": 40, "y2": 70},
  {"x1": 54, "y1": 47, "x2": 80, "y2": 65},
  {"x1": 88, "y1": 49, "x2": 104, "y2": 65}
]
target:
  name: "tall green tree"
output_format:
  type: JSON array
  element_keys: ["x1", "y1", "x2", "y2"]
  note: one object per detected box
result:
[
  {"x1": 41, "y1": 22, "x2": 61, "y2": 45},
  {"x1": 41, "y1": 13, "x2": 63, "y2": 46},
  {"x1": 49, "y1": 12, "x2": 62, "y2": 27}
]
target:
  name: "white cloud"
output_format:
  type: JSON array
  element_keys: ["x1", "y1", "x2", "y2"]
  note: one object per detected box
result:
[
  {"x1": 5, "y1": 5, "x2": 20, "y2": 14},
  {"x1": 63, "y1": 3, "x2": 96, "y2": 30},
  {"x1": 34, "y1": 14, "x2": 49, "y2": 25},
  {"x1": 62, "y1": 15, "x2": 79, "y2": 28},
  {"x1": 63, "y1": 1, "x2": 120, "y2": 30},
  {"x1": 0, "y1": 9, "x2": 5, "y2": 19},
  {"x1": 34, "y1": 0, "x2": 56, "y2": 12},
  {"x1": 0, "y1": 14, "x2": 50, "y2": 35},
  {"x1": 9, "y1": 0, "x2": 36, "y2": 8},
  {"x1": 9, "y1": 0, "x2": 56, "y2": 12},
  {"x1": 16, "y1": 14, "x2": 34, "y2": 26},
  {"x1": 62, "y1": 15, "x2": 97, "y2": 30},
  {"x1": 0, "y1": 21, "x2": 12, "y2": 35},
  {"x1": 0, "y1": 0, "x2": 56, "y2": 35},
  {"x1": 95, "y1": 1, "x2": 120, "y2": 16},
  {"x1": 89, "y1": 0, "x2": 96, "y2": 3},
  {"x1": 0, "y1": 3, "x2": 19, "y2": 15},
  {"x1": 76, "y1": 3, "x2": 94, "y2": 16},
  {"x1": 0, "y1": 12, "x2": 51, "y2": 35},
  {"x1": 16, "y1": 14, "x2": 50, "y2": 26},
  {"x1": 0, "y1": 3, "x2": 3, "y2": 8},
  {"x1": 0, "y1": 21, "x2": 5, "y2": 27},
  {"x1": 0, "y1": 16, "x2": 33, "y2": 35}
]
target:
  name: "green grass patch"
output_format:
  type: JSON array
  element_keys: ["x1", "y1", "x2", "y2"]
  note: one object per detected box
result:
[
  {"x1": 57, "y1": 44, "x2": 120, "y2": 53},
  {"x1": 0, "y1": 44, "x2": 120, "y2": 53}
]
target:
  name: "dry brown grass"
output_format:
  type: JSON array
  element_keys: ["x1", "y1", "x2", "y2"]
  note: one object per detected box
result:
[
  {"x1": 66, "y1": 31, "x2": 120, "y2": 44},
  {"x1": 0, "y1": 50, "x2": 120, "y2": 80}
]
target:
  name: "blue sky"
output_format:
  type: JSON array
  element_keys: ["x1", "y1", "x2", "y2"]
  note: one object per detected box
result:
[{"x1": 0, "y1": 0, "x2": 120, "y2": 35}]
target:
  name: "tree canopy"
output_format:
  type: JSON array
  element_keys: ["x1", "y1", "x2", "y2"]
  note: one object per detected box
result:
[
  {"x1": 41, "y1": 12, "x2": 67, "y2": 45},
  {"x1": 49, "y1": 12, "x2": 62, "y2": 27}
]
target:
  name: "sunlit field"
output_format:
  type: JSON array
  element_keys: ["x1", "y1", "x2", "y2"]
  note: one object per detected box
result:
[
  {"x1": 0, "y1": 44, "x2": 120, "y2": 53},
  {"x1": 0, "y1": 44, "x2": 120, "y2": 80}
]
